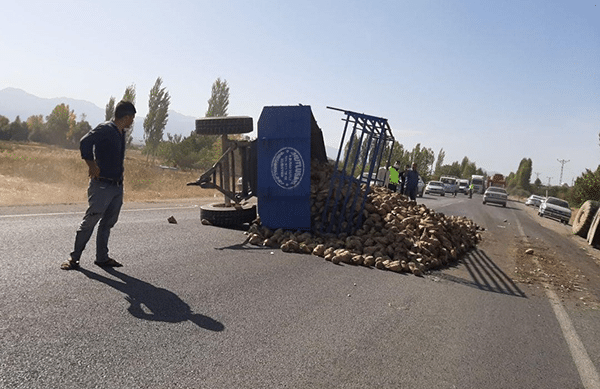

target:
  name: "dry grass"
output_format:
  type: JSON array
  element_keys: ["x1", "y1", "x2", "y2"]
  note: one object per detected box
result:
[{"x1": 0, "y1": 141, "x2": 217, "y2": 206}]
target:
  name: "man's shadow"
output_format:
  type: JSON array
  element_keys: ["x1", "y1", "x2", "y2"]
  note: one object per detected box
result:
[{"x1": 79, "y1": 267, "x2": 224, "y2": 332}]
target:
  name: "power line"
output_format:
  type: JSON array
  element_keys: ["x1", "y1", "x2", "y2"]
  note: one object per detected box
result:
[{"x1": 557, "y1": 159, "x2": 570, "y2": 184}]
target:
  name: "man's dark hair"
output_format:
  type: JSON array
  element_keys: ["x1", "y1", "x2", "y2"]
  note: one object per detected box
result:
[{"x1": 115, "y1": 100, "x2": 136, "y2": 119}]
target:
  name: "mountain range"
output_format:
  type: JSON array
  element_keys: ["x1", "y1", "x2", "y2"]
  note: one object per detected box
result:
[
  {"x1": 0, "y1": 87, "x2": 197, "y2": 143},
  {"x1": 0, "y1": 87, "x2": 346, "y2": 159}
]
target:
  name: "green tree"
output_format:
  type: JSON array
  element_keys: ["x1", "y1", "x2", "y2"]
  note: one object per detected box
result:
[
  {"x1": 568, "y1": 167, "x2": 600, "y2": 207},
  {"x1": 26, "y1": 115, "x2": 46, "y2": 143},
  {"x1": 460, "y1": 157, "x2": 477, "y2": 179},
  {"x1": 159, "y1": 132, "x2": 219, "y2": 170},
  {"x1": 105, "y1": 96, "x2": 116, "y2": 121},
  {"x1": 46, "y1": 104, "x2": 76, "y2": 146},
  {"x1": 509, "y1": 158, "x2": 532, "y2": 190},
  {"x1": 342, "y1": 133, "x2": 361, "y2": 174},
  {"x1": 206, "y1": 78, "x2": 229, "y2": 117},
  {"x1": 122, "y1": 84, "x2": 136, "y2": 146},
  {"x1": 0, "y1": 115, "x2": 11, "y2": 140},
  {"x1": 410, "y1": 143, "x2": 435, "y2": 180},
  {"x1": 143, "y1": 77, "x2": 171, "y2": 160},
  {"x1": 434, "y1": 148, "x2": 445, "y2": 176},
  {"x1": 8, "y1": 116, "x2": 28, "y2": 141},
  {"x1": 389, "y1": 142, "x2": 410, "y2": 172},
  {"x1": 66, "y1": 114, "x2": 92, "y2": 148}
]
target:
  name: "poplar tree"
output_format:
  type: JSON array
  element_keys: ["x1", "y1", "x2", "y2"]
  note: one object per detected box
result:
[
  {"x1": 143, "y1": 77, "x2": 170, "y2": 160},
  {"x1": 105, "y1": 97, "x2": 115, "y2": 121},
  {"x1": 122, "y1": 84, "x2": 136, "y2": 146},
  {"x1": 205, "y1": 78, "x2": 229, "y2": 117}
]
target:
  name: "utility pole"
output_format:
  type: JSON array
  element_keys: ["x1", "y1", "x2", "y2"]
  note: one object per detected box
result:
[
  {"x1": 557, "y1": 159, "x2": 569, "y2": 185},
  {"x1": 534, "y1": 172, "x2": 540, "y2": 181},
  {"x1": 547, "y1": 176, "x2": 552, "y2": 186}
]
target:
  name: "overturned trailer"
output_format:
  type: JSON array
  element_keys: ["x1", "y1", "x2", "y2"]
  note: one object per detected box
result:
[{"x1": 188, "y1": 105, "x2": 394, "y2": 234}]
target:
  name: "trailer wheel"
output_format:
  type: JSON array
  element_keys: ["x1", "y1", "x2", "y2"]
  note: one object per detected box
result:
[
  {"x1": 200, "y1": 203, "x2": 257, "y2": 228},
  {"x1": 572, "y1": 200, "x2": 600, "y2": 238},
  {"x1": 195, "y1": 116, "x2": 253, "y2": 135}
]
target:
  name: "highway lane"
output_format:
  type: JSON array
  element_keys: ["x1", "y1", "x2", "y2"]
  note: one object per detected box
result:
[{"x1": 1, "y1": 197, "x2": 599, "y2": 388}]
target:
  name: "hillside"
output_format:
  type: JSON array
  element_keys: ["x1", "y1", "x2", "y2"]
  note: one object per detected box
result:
[
  {"x1": 0, "y1": 141, "x2": 216, "y2": 206},
  {"x1": 0, "y1": 87, "x2": 199, "y2": 143}
]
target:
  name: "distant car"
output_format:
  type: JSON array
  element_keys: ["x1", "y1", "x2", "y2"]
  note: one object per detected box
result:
[
  {"x1": 457, "y1": 179, "x2": 469, "y2": 194},
  {"x1": 538, "y1": 197, "x2": 571, "y2": 224},
  {"x1": 525, "y1": 195, "x2": 544, "y2": 207},
  {"x1": 483, "y1": 186, "x2": 508, "y2": 207},
  {"x1": 425, "y1": 181, "x2": 445, "y2": 196}
]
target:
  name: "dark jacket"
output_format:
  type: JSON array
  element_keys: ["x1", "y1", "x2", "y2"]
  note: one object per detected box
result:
[
  {"x1": 405, "y1": 169, "x2": 419, "y2": 190},
  {"x1": 80, "y1": 121, "x2": 125, "y2": 180}
]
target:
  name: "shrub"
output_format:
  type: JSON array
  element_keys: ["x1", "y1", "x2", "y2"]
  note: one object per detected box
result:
[{"x1": 568, "y1": 166, "x2": 600, "y2": 208}]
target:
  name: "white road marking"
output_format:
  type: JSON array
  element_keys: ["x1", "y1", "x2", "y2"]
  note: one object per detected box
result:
[
  {"x1": 516, "y1": 217, "x2": 600, "y2": 389},
  {"x1": 0, "y1": 205, "x2": 198, "y2": 219}
]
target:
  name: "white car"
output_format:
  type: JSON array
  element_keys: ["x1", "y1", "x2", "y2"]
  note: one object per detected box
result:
[
  {"x1": 539, "y1": 197, "x2": 571, "y2": 224},
  {"x1": 425, "y1": 181, "x2": 445, "y2": 196},
  {"x1": 525, "y1": 194, "x2": 544, "y2": 207},
  {"x1": 483, "y1": 186, "x2": 507, "y2": 207}
]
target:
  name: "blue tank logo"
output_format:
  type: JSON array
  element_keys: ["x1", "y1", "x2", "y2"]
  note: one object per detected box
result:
[{"x1": 271, "y1": 147, "x2": 305, "y2": 189}]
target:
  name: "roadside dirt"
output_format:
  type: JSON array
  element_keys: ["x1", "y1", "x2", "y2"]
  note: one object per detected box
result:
[{"x1": 513, "y1": 202, "x2": 600, "y2": 309}]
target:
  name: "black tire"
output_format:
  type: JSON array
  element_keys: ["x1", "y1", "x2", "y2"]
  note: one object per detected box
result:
[
  {"x1": 587, "y1": 209, "x2": 600, "y2": 246},
  {"x1": 200, "y1": 203, "x2": 257, "y2": 228},
  {"x1": 195, "y1": 116, "x2": 253, "y2": 135},
  {"x1": 572, "y1": 200, "x2": 600, "y2": 238}
]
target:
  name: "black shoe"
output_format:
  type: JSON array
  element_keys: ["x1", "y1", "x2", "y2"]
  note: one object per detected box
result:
[
  {"x1": 94, "y1": 258, "x2": 123, "y2": 268},
  {"x1": 61, "y1": 258, "x2": 80, "y2": 270}
]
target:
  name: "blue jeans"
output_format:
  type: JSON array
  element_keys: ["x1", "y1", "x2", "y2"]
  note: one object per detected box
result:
[{"x1": 71, "y1": 179, "x2": 123, "y2": 263}]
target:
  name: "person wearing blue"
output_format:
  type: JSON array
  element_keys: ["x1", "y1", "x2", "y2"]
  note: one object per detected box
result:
[
  {"x1": 405, "y1": 163, "x2": 420, "y2": 202},
  {"x1": 61, "y1": 100, "x2": 136, "y2": 270}
]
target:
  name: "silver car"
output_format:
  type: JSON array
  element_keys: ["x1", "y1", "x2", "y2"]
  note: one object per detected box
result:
[
  {"x1": 425, "y1": 181, "x2": 445, "y2": 196},
  {"x1": 525, "y1": 194, "x2": 544, "y2": 207},
  {"x1": 539, "y1": 197, "x2": 571, "y2": 224},
  {"x1": 483, "y1": 186, "x2": 507, "y2": 207}
]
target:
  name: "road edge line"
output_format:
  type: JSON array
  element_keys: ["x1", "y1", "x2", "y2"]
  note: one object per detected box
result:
[{"x1": 516, "y1": 217, "x2": 600, "y2": 389}]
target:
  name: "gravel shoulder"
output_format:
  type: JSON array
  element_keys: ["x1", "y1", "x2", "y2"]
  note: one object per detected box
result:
[{"x1": 513, "y1": 200, "x2": 600, "y2": 309}]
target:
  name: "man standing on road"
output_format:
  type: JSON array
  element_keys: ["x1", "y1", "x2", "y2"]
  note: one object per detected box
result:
[
  {"x1": 405, "y1": 163, "x2": 419, "y2": 202},
  {"x1": 61, "y1": 100, "x2": 136, "y2": 270}
]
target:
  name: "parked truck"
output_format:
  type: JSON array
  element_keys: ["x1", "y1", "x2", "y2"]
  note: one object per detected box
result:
[{"x1": 487, "y1": 173, "x2": 506, "y2": 188}]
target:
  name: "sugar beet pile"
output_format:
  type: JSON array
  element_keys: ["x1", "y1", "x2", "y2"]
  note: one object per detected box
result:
[{"x1": 244, "y1": 161, "x2": 484, "y2": 276}]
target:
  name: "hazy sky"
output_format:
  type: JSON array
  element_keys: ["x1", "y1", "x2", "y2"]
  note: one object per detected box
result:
[{"x1": 1, "y1": 0, "x2": 598, "y2": 184}]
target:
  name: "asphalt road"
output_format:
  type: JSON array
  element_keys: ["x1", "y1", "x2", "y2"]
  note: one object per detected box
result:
[{"x1": 1, "y1": 195, "x2": 600, "y2": 388}]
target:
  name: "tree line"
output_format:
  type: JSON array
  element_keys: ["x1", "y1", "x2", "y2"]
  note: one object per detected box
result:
[
  {"x1": 3, "y1": 76, "x2": 598, "y2": 207},
  {"x1": 342, "y1": 134, "x2": 598, "y2": 208},
  {"x1": 0, "y1": 77, "x2": 231, "y2": 171},
  {"x1": 343, "y1": 136, "x2": 485, "y2": 183}
]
